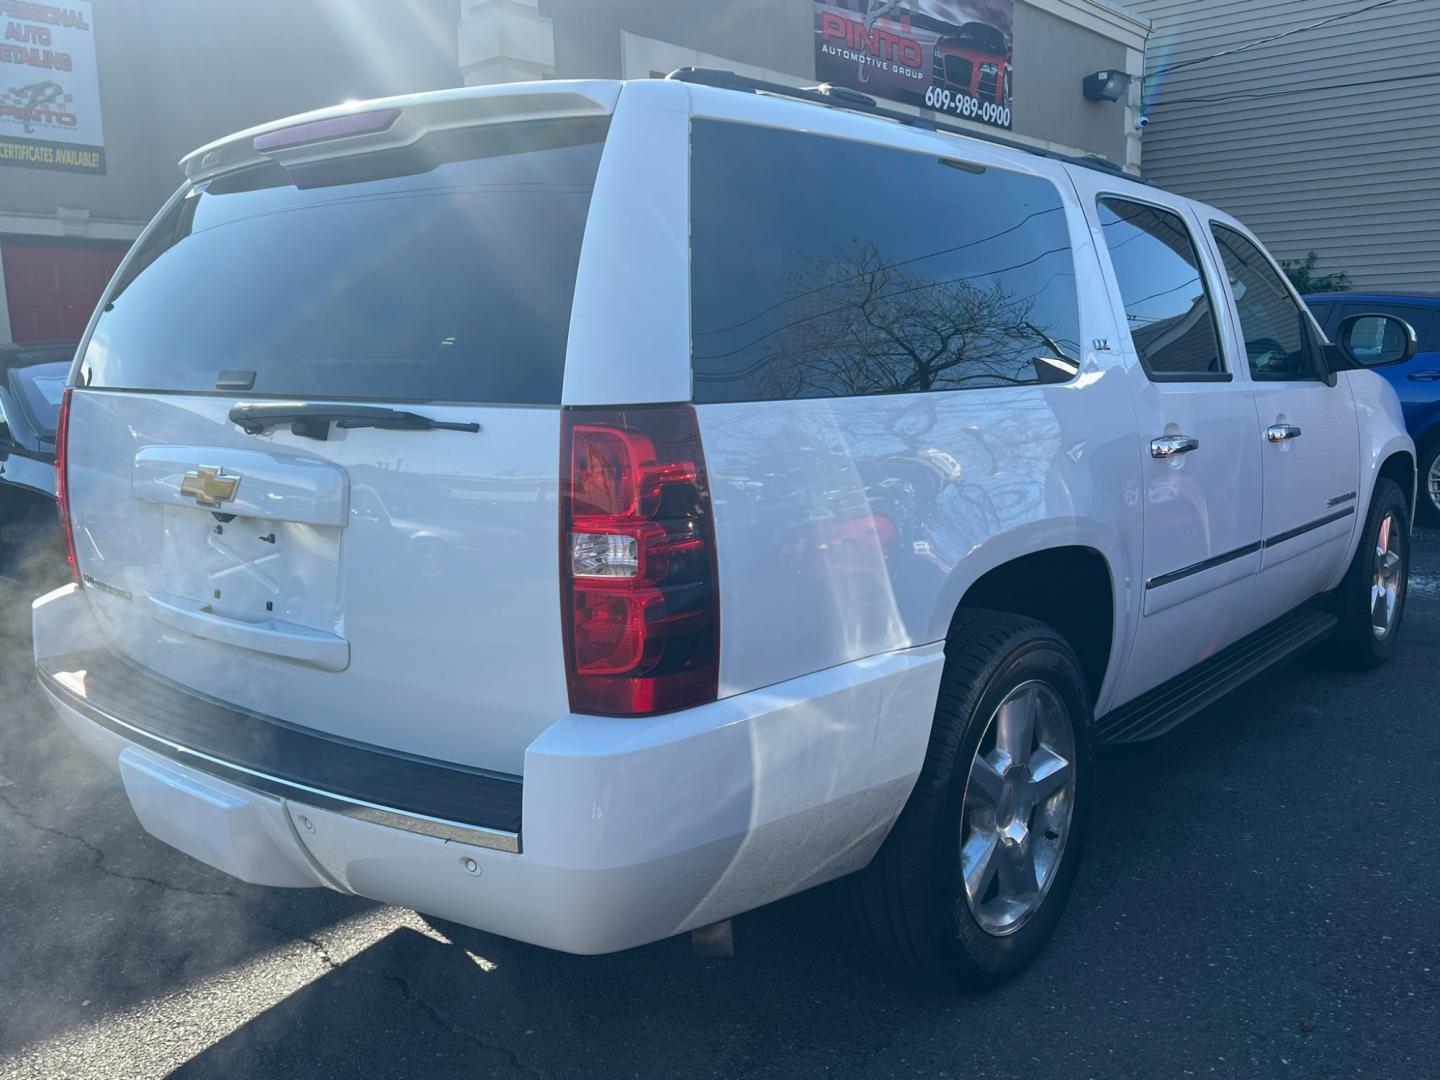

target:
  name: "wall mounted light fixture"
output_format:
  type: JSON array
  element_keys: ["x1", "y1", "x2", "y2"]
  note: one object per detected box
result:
[{"x1": 1082, "y1": 69, "x2": 1133, "y2": 102}]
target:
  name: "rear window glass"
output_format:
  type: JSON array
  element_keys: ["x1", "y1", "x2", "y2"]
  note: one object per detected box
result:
[
  {"x1": 79, "y1": 118, "x2": 606, "y2": 403},
  {"x1": 690, "y1": 121, "x2": 1082, "y2": 403}
]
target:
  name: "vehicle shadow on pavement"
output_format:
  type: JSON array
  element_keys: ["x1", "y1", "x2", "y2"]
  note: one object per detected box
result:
[
  {"x1": 0, "y1": 515, "x2": 380, "y2": 1062},
  {"x1": 4, "y1": 528, "x2": 1438, "y2": 1079},
  {"x1": 169, "y1": 893, "x2": 950, "y2": 1080},
  {"x1": 165, "y1": 574, "x2": 1440, "y2": 1080},
  {"x1": 0, "y1": 624, "x2": 377, "y2": 1063}
]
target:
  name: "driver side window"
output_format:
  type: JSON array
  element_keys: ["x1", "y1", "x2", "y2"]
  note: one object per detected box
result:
[{"x1": 1211, "y1": 225, "x2": 1314, "y2": 380}]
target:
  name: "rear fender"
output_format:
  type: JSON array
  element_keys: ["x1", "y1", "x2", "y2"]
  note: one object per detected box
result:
[{"x1": 926, "y1": 521, "x2": 1131, "y2": 715}]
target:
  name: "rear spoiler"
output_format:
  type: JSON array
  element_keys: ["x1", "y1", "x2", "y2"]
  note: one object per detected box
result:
[{"x1": 179, "y1": 80, "x2": 621, "y2": 184}]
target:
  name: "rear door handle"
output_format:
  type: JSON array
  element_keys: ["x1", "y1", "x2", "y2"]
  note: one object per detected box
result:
[
  {"x1": 1150, "y1": 435, "x2": 1200, "y2": 458},
  {"x1": 1266, "y1": 424, "x2": 1302, "y2": 443}
]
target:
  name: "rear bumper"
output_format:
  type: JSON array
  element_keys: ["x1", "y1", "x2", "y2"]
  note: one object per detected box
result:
[
  {"x1": 40, "y1": 645, "x2": 524, "y2": 850},
  {"x1": 0, "y1": 451, "x2": 56, "y2": 498},
  {"x1": 33, "y1": 584, "x2": 944, "y2": 954}
]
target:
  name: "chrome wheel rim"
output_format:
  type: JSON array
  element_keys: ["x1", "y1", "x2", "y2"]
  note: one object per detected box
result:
[
  {"x1": 1371, "y1": 511, "x2": 1405, "y2": 640},
  {"x1": 1428, "y1": 457, "x2": 1440, "y2": 514},
  {"x1": 958, "y1": 680, "x2": 1076, "y2": 937}
]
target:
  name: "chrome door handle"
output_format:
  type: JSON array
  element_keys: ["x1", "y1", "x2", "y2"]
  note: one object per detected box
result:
[
  {"x1": 1266, "y1": 424, "x2": 1302, "y2": 443},
  {"x1": 1150, "y1": 435, "x2": 1200, "y2": 459}
]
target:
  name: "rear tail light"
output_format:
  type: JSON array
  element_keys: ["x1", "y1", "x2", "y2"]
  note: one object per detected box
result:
[
  {"x1": 561, "y1": 406, "x2": 719, "y2": 716},
  {"x1": 55, "y1": 387, "x2": 82, "y2": 588}
]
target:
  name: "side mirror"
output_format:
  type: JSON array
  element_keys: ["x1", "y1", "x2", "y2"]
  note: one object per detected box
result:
[{"x1": 1334, "y1": 312, "x2": 1418, "y2": 369}]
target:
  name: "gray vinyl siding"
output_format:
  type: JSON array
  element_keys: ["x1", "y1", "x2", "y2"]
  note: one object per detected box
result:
[{"x1": 1127, "y1": 0, "x2": 1440, "y2": 293}]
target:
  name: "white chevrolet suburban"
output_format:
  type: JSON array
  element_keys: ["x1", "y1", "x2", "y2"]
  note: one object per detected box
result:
[{"x1": 32, "y1": 72, "x2": 1419, "y2": 989}]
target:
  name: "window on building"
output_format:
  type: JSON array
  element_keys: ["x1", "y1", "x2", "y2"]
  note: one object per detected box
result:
[
  {"x1": 689, "y1": 121, "x2": 1082, "y2": 402},
  {"x1": 1097, "y1": 198, "x2": 1223, "y2": 379},
  {"x1": 1211, "y1": 225, "x2": 1315, "y2": 380}
]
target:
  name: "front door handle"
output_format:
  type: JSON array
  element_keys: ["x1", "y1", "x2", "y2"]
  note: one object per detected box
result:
[
  {"x1": 1266, "y1": 423, "x2": 1302, "y2": 443},
  {"x1": 1408, "y1": 370, "x2": 1440, "y2": 382},
  {"x1": 1150, "y1": 434, "x2": 1200, "y2": 458}
]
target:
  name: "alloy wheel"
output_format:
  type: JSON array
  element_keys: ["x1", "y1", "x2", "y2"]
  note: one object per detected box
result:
[
  {"x1": 1371, "y1": 511, "x2": 1405, "y2": 640},
  {"x1": 958, "y1": 679, "x2": 1076, "y2": 936}
]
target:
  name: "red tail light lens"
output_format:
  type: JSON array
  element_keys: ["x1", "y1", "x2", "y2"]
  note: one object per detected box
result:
[
  {"x1": 561, "y1": 406, "x2": 719, "y2": 716},
  {"x1": 54, "y1": 387, "x2": 82, "y2": 587}
]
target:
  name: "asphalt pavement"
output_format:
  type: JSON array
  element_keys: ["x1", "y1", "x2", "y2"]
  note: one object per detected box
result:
[{"x1": 1, "y1": 509, "x2": 1436, "y2": 1079}]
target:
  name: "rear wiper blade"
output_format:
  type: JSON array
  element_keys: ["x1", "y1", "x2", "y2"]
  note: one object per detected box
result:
[{"x1": 228, "y1": 402, "x2": 480, "y2": 441}]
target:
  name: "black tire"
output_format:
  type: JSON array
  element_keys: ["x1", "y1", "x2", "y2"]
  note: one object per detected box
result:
[
  {"x1": 1417, "y1": 443, "x2": 1440, "y2": 526},
  {"x1": 1326, "y1": 478, "x2": 1410, "y2": 669},
  {"x1": 844, "y1": 610, "x2": 1094, "y2": 990}
]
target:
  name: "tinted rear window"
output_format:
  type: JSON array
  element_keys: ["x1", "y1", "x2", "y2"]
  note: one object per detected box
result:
[
  {"x1": 689, "y1": 121, "x2": 1081, "y2": 403},
  {"x1": 80, "y1": 118, "x2": 606, "y2": 403}
]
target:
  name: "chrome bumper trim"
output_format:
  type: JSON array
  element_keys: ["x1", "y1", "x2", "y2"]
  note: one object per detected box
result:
[{"x1": 39, "y1": 668, "x2": 522, "y2": 854}]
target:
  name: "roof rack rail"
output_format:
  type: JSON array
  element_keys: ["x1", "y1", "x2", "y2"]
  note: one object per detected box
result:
[{"x1": 664, "y1": 66, "x2": 1135, "y2": 181}]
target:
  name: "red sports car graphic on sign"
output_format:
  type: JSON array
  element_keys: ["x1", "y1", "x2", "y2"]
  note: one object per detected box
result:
[{"x1": 932, "y1": 21, "x2": 1011, "y2": 106}]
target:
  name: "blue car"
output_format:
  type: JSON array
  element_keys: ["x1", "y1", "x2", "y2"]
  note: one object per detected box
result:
[{"x1": 1305, "y1": 293, "x2": 1440, "y2": 521}]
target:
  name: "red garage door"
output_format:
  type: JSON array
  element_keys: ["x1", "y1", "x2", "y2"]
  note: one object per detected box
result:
[{"x1": 3, "y1": 242, "x2": 127, "y2": 344}]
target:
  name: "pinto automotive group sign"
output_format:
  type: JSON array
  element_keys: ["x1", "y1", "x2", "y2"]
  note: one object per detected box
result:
[
  {"x1": 814, "y1": 0, "x2": 1014, "y2": 130},
  {"x1": 0, "y1": 0, "x2": 104, "y2": 173}
]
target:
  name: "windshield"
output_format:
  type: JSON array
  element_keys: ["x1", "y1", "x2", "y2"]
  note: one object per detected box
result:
[
  {"x1": 955, "y1": 23, "x2": 1007, "y2": 54},
  {"x1": 78, "y1": 118, "x2": 606, "y2": 404},
  {"x1": 10, "y1": 360, "x2": 71, "y2": 439}
]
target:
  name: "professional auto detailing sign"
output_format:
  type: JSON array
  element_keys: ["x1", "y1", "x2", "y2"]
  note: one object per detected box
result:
[
  {"x1": 814, "y1": 0, "x2": 1013, "y2": 130},
  {"x1": 0, "y1": 0, "x2": 104, "y2": 173}
]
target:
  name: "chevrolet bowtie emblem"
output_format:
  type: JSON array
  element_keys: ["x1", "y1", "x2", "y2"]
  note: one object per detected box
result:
[{"x1": 180, "y1": 466, "x2": 241, "y2": 507}]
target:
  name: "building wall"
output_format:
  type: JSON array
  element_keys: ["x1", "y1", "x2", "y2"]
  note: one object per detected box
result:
[
  {"x1": 1128, "y1": 0, "x2": 1440, "y2": 293},
  {"x1": 1011, "y1": 2, "x2": 1132, "y2": 164},
  {"x1": 0, "y1": 0, "x2": 460, "y2": 343},
  {"x1": 4, "y1": 0, "x2": 460, "y2": 226},
  {"x1": 545, "y1": 0, "x2": 816, "y2": 80},
  {"x1": 466, "y1": 0, "x2": 1148, "y2": 167}
]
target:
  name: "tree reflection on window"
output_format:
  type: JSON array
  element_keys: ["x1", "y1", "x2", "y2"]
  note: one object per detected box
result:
[{"x1": 691, "y1": 121, "x2": 1082, "y2": 403}]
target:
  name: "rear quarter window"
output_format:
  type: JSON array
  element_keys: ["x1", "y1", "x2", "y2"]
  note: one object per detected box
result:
[
  {"x1": 79, "y1": 118, "x2": 607, "y2": 404},
  {"x1": 689, "y1": 121, "x2": 1082, "y2": 403}
]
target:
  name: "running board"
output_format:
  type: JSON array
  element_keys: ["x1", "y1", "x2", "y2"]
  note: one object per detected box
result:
[{"x1": 1095, "y1": 607, "x2": 1338, "y2": 743}]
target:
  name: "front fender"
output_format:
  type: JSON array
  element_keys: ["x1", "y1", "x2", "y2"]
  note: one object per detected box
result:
[
  {"x1": 1404, "y1": 407, "x2": 1440, "y2": 459},
  {"x1": 1332, "y1": 372, "x2": 1415, "y2": 589}
]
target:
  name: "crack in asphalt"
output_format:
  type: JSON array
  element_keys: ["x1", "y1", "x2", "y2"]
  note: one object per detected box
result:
[
  {"x1": 229, "y1": 907, "x2": 344, "y2": 970},
  {"x1": 1, "y1": 783, "x2": 545, "y2": 1078},
  {"x1": 0, "y1": 786, "x2": 237, "y2": 899},
  {"x1": 233, "y1": 906, "x2": 546, "y2": 1079},
  {"x1": 384, "y1": 970, "x2": 549, "y2": 1080}
]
